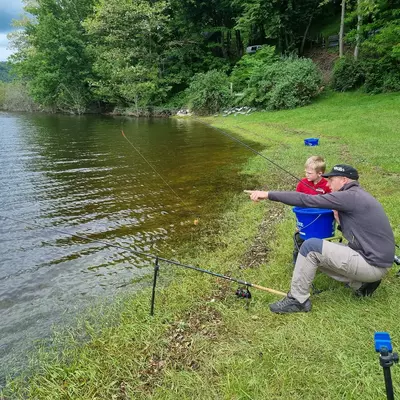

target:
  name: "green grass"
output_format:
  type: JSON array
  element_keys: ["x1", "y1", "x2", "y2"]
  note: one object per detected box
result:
[{"x1": 2, "y1": 91, "x2": 400, "y2": 399}]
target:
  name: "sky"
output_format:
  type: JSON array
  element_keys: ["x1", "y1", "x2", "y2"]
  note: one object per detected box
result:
[{"x1": 0, "y1": 0, "x2": 24, "y2": 61}]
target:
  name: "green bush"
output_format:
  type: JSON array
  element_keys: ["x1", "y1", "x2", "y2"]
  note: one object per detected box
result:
[
  {"x1": 230, "y1": 46, "x2": 278, "y2": 91},
  {"x1": 0, "y1": 82, "x2": 5, "y2": 108},
  {"x1": 361, "y1": 22, "x2": 400, "y2": 93},
  {"x1": 239, "y1": 57, "x2": 322, "y2": 110},
  {"x1": 343, "y1": 11, "x2": 400, "y2": 94},
  {"x1": 332, "y1": 57, "x2": 365, "y2": 92},
  {"x1": 332, "y1": 57, "x2": 400, "y2": 94},
  {"x1": 363, "y1": 60, "x2": 400, "y2": 93},
  {"x1": 185, "y1": 70, "x2": 233, "y2": 115},
  {"x1": 0, "y1": 81, "x2": 38, "y2": 112}
]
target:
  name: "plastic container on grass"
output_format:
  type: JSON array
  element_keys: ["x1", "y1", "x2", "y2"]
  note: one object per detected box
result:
[
  {"x1": 304, "y1": 138, "x2": 319, "y2": 146},
  {"x1": 293, "y1": 207, "x2": 335, "y2": 240}
]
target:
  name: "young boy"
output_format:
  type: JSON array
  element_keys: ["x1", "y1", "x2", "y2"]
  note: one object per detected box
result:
[
  {"x1": 296, "y1": 155, "x2": 331, "y2": 195},
  {"x1": 293, "y1": 156, "x2": 331, "y2": 264}
]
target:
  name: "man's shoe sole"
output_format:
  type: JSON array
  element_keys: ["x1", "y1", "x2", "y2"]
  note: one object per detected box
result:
[
  {"x1": 269, "y1": 308, "x2": 312, "y2": 314},
  {"x1": 269, "y1": 302, "x2": 312, "y2": 314},
  {"x1": 354, "y1": 280, "x2": 382, "y2": 297}
]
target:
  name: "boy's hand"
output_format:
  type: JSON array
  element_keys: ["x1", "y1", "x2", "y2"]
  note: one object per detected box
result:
[
  {"x1": 244, "y1": 190, "x2": 269, "y2": 202},
  {"x1": 333, "y1": 210, "x2": 340, "y2": 224}
]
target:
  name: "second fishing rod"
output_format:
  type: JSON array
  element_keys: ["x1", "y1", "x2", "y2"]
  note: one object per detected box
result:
[{"x1": 0, "y1": 214, "x2": 285, "y2": 317}]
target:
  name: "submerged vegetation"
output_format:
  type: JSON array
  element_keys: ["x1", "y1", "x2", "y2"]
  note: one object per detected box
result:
[{"x1": 2, "y1": 92, "x2": 400, "y2": 399}]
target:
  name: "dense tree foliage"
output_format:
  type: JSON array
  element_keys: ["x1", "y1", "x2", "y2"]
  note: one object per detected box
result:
[
  {"x1": 84, "y1": 0, "x2": 171, "y2": 109},
  {"x1": 333, "y1": 0, "x2": 400, "y2": 93},
  {"x1": 235, "y1": 0, "x2": 327, "y2": 54},
  {"x1": 230, "y1": 46, "x2": 278, "y2": 91},
  {"x1": 10, "y1": 0, "x2": 96, "y2": 113},
  {"x1": 8, "y1": 0, "x2": 400, "y2": 114}
]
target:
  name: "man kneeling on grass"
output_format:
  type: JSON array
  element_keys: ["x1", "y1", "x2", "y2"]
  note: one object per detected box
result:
[{"x1": 245, "y1": 164, "x2": 395, "y2": 314}]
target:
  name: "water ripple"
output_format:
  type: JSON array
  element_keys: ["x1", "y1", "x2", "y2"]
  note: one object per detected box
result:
[{"x1": 0, "y1": 112, "x2": 253, "y2": 381}]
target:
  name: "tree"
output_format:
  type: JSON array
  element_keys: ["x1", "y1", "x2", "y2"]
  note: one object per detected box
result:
[
  {"x1": 84, "y1": 0, "x2": 171, "y2": 110},
  {"x1": 333, "y1": 0, "x2": 400, "y2": 92},
  {"x1": 355, "y1": 0, "x2": 400, "y2": 91},
  {"x1": 234, "y1": 0, "x2": 329, "y2": 54},
  {"x1": 9, "y1": 0, "x2": 96, "y2": 113},
  {"x1": 168, "y1": 0, "x2": 243, "y2": 61},
  {"x1": 339, "y1": 0, "x2": 346, "y2": 57},
  {"x1": 352, "y1": 0, "x2": 378, "y2": 59}
]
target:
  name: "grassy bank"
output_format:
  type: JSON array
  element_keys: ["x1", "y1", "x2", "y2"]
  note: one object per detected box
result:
[{"x1": 3, "y1": 91, "x2": 400, "y2": 399}]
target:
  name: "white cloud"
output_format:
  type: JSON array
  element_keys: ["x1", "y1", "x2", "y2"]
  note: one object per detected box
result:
[
  {"x1": 0, "y1": 46, "x2": 13, "y2": 61},
  {"x1": 0, "y1": 32, "x2": 8, "y2": 46},
  {"x1": 0, "y1": 1, "x2": 24, "y2": 61}
]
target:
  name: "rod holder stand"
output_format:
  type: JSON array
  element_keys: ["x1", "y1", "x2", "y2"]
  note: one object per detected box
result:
[
  {"x1": 375, "y1": 332, "x2": 399, "y2": 400},
  {"x1": 150, "y1": 257, "x2": 159, "y2": 316}
]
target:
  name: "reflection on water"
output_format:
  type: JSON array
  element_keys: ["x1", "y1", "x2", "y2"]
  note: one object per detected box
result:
[{"x1": 0, "y1": 112, "x2": 257, "y2": 379}]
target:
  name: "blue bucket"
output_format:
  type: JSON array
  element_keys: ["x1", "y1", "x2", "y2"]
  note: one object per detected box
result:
[
  {"x1": 293, "y1": 207, "x2": 335, "y2": 240},
  {"x1": 304, "y1": 138, "x2": 319, "y2": 146}
]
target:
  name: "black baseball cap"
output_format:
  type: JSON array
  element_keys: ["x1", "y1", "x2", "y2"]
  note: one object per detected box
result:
[{"x1": 322, "y1": 164, "x2": 359, "y2": 180}]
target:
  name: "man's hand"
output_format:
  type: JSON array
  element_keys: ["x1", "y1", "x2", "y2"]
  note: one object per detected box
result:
[{"x1": 244, "y1": 190, "x2": 269, "y2": 202}]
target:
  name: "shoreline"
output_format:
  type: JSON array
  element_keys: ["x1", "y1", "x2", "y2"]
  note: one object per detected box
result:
[{"x1": 2, "y1": 91, "x2": 400, "y2": 399}]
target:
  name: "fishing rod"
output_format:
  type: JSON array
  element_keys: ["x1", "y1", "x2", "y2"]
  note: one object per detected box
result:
[
  {"x1": 121, "y1": 130, "x2": 199, "y2": 225},
  {"x1": 0, "y1": 214, "x2": 286, "y2": 315},
  {"x1": 194, "y1": 119, "x2": 319, "y2": 193}
]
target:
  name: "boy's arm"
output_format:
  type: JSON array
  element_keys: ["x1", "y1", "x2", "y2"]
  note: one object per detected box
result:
[
  {"x1": 296, "y1": 179, "x2": 308, "y2": 193},
  {"x1": 295, "y1": 181, "x2": 303, "y2": 192}
]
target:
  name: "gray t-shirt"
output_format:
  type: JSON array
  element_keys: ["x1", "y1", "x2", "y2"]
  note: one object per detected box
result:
[{"x1": 268, "y1": 181, "x2": 395, "y2": 267}]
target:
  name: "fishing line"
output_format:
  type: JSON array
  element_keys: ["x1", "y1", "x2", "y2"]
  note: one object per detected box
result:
[
  {"x1": 194, "y1": 119, "x2": 319, "y2": 193},
  {"x1": 0, "y1": 214, "x2": 285, "y2": 296},
  {"x1": 121, "y1": 130, "x2": 199, "y2": 224},
  {"x1": 197, "y1": 121, "x2": 400, "y2": 270},
  {"x1": 119, "y1": 130, "x2": 280, "y2": 298},
  {"x1": 121, "y1": 130, "x2": 189, "y2": 208}
]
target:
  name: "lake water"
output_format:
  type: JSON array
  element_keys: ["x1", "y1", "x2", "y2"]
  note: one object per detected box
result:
[{"x1": 0, "y1": 112, "x2": 256, "y2": 380}]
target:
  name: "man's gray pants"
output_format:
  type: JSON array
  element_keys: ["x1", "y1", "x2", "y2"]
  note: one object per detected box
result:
[{"x1": 291, "y1": 238, "x2": 388, "y2": 303}]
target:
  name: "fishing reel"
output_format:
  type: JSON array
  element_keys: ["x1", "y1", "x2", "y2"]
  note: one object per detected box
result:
[
  {"x1": 235, "y1": 286, "x2": 252, "y2": 299},
  {"x1": 395, "y1": 255, "x2": 400, "y2": 277},
  {"x1": 395, "y1": 244, "x2": 400, "y2": 277}
]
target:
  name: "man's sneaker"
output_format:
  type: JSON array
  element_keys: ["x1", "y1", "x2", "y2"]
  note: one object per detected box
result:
[
  {"x1": 354, "y1": 280, "x2": 382, "y2": 297},
  {"x1": 269, "y1": 294, "x2": 312, "y2": 314}
]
